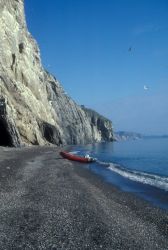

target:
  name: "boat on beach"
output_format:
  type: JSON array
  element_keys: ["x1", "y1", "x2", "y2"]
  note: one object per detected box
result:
[{"x1": 60, "y1": 151, "x2": 96, "y2": 163}]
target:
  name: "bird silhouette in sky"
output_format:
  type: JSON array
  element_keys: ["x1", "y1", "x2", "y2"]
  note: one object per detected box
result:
[
  {"x1": 144, "y1": 85, "x2": 149, "y2": 91},
  {"x1": 128, "y1": 46, "x2": 132, "y2": 52}
]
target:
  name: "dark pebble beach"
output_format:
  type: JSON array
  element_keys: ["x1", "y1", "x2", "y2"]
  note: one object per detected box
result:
[{"x1": 0, "y1": 146, "x2": 167, "y2": 250}]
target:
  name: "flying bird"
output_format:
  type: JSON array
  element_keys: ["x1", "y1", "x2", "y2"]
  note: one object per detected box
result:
[
  {"x1": 128, "y1": 46, "x2": 132, "y2": 52},
  {"x1": 144, "y1": 85, "x2": 149, "y2": 91}
]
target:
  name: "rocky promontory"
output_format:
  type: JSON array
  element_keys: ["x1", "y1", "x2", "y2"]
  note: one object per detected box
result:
[{"x1": 0, "y1": 0, "x2": 113, "y2": 147}]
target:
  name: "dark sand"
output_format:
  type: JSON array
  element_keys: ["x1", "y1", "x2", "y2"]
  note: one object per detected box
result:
[{"x1": 0, "y1": 146, "x2": 167, "y2": 249}]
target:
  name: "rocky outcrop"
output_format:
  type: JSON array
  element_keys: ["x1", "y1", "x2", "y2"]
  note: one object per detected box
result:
[
  {"x1": 0, "y1": 0, "x2": 113, "y2": 146},
  {"x1": 81, "y1": 106, "x2": 113, "y2": 142}
]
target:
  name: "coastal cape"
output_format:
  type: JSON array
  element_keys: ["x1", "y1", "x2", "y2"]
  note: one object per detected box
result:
[{"x1": 0, "y1": 0, "x2": 113, "y2": 147}]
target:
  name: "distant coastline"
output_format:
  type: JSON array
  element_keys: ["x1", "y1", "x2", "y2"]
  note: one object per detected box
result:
[
  {"x1": 144, "y1": 135, "x2": 168, "y2": 139},
  {"x1": 114, "y1": 131, "x2": 142, "y2": 141},
  {"x1": 114, "y1": 131, "x2": 168, "y2": 141}
]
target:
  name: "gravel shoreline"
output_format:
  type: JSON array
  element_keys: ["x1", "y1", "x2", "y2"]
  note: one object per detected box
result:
[{"x1": 0, "y1": 146, "x2": 167, "y2": 249}]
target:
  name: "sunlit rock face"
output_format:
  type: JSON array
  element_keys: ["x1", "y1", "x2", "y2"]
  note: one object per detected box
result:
[{"x1": 0, "y1": 0, "x2": 113, "y2": 146}]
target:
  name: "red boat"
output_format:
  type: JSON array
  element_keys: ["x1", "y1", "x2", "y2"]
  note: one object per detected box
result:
[{"x1": 60, "y1": 151, "x2": 96, "y2": 163}]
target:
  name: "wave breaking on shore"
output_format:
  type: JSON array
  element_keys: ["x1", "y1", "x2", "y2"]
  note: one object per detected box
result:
[{"x1": 107, "y1": 162, "x2": 168, "y2": 191}]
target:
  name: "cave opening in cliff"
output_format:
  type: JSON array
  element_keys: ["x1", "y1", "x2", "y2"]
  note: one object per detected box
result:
[
  {"x1": 44, "y1": 125, "x2": 54, "y2": 144},
  {"x1": 0, "y1": 119, "x2": 13, "y2": 147}
]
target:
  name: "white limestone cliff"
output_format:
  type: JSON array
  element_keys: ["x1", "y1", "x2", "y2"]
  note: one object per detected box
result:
[{"x1": 0, "y1": 0, "x2": 113, "y2": 146}]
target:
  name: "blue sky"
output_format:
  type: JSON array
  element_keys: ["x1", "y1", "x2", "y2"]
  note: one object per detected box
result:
[{"x1": 25, "y1": 0, "x2": 168, "y2": 135}]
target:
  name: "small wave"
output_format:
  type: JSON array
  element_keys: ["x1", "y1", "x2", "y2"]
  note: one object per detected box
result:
[
  {"x1": 96, "y1": 160, "x2": 110, "y2": 167},
  {"x1": 108, "y1": 163, "x2": 168, "y2": 191}
]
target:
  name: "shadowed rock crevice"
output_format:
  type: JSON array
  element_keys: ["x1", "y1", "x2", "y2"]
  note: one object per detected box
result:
[
  {"x1": 0, "y1": 118, "x2": 13, "y2": 146},
  {"x1": 0, "y1": 97, "x2": 21, "y2": 147},
  {"x1": 39, "y1": 121, "x2": 62, "y2": 145},
  {"x1": 19, "y1": 43, "x2": 24, "y2": 53},
  {"x1": 11, "y1": 54, "x2": 16, "y2": 71}
]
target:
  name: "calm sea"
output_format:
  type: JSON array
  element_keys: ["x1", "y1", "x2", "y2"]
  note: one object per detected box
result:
[{"x1": 71, "y1": 138, "x2": 168, "y2": 210}]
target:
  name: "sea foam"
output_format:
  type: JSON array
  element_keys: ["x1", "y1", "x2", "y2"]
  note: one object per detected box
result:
[{"x1": 108, "y1": 163, "x2": 168, "y2": 191}]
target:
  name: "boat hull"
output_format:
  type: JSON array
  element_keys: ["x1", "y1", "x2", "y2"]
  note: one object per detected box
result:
[{"x1": 60, "y1": 151, "x2": 95, "y2": 163}]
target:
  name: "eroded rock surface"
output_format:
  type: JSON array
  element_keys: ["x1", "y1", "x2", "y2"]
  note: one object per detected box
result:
[{"x1": 0, "y1": 0, "x2": 113, "y2": 146}]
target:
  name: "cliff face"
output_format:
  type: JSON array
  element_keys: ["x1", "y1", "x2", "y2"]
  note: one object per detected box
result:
[
  {"x1": 81, "y1": 106, "x2": 113, "y2": 142},
  {"x1": 0, "y1": 0, "x2": 113, "y2": 147}
]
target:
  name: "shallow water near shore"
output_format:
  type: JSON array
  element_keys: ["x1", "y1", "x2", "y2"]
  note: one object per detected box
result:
[{"x1": 71, "y1": 138, "x2": 168, "y2": 210}]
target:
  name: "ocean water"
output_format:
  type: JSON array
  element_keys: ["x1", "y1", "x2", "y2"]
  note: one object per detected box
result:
[{"x1": 71, "y1": 138, "x2": 168, "y2": 210}]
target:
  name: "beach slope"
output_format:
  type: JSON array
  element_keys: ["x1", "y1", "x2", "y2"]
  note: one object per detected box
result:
[{"x1": 0, "y1": 146, "x2": 167, "y2": 249}]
